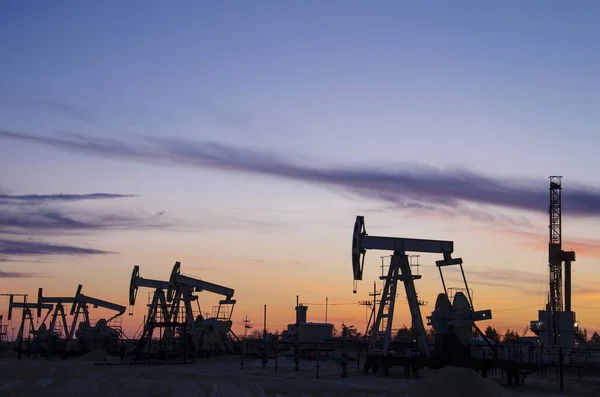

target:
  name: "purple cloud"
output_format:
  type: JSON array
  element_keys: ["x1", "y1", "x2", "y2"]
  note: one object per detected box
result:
[
  {"x1": 0, "y1": 270, "x2": 44, "y2": 278},
  {"x1": 0, "y1": 193, "x2": 136, "y2": 205},
  {"x1": 2, "y1": 129, "x2": 600, "y2": 217},
  {"x1": 0, "y1": 239, "x2": 116, "y2": 256},
  {"x1": 0, "y1": 206, "x2": 171, "y2": 235}
]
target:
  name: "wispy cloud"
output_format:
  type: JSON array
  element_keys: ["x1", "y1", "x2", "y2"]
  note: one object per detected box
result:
[
  {"x1": 0, "y1": 239, "x2": 116, "y2": 257},
  {"x1": 482, "y1": 228, "x2": 600, "y2": 259},
  {"x1": 466, "y1": 267, "x2": 546, "y2": 296},
  {"x1": 0, "y1": 206, "x2": 171, "y2": 235},
  {"x1": 373, "y1": 202, "x2": 535, "y2": 229},
  {"x1": 197, "y1": 100, "x2": 260, "y2": 134},
  {"x1": 0, "y1": 92, "x2": 104, "y2": 128},
  {"x1": 244, "y1": 258, "x2": 306, "y2": 267},
  {"x1": 3, "y1": 130, "x2": 600, "y2": 221},
  {"x1": 0, "y1": 270, "x2": 45, "y2": 278},
  {"x1": 228, "y1": 207, "x2": 305, "y2": 214},
  {"x1": 0, "y1": 184, "x2": 172, "y2": 235},
  {"x1": 573, "y1": 287, "x2": 600, "y2": 301},
  {"x1": 0, "y1": 186, "x2": 171, "y2": 261},
  {"x1": 0, "y1": 189, "x2": 280, "y2": 237},
  {"x1": 186, "y1": 266, "x2": 221, "y2": 272},
  {"x1": 0, "y1": 257, "x2": 50, "y2": 263},
  {"x1": 0, "y1": 193, "x2": 136, "y2": 205}
]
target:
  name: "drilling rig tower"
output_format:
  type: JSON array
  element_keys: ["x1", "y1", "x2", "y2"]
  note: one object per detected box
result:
[{"x1": 530, "y1": 176, "x2": 577, "y2": 350}]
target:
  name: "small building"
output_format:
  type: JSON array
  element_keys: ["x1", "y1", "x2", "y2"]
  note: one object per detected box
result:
[
  {"x1": 285, "y1": 304, "x2": 333, "y2": 342},
  {"x1": 530, "y1": 310, "x2": 576, "y2": 349},
  {"x1": 288, "y1": 322, "x2": 334, "y2": 343}
]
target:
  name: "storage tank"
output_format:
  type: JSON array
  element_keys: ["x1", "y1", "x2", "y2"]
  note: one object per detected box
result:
[{"x1": 296, "y1": 304, "x2": 308, "y2": 324}]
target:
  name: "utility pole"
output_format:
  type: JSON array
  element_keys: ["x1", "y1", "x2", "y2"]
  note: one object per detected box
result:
[
  {"x1": 243, "y1": 315, "x2": 252, "y2": 338},
  {"x1": 263, "y1": 306, "x2": 267, "y2": 337},
  {"x1": 294, "y1": 295, "x2": 300, "y2": 370},
  {"x1": 325, "y1": 297, "x2": 328, "y2": 323},
  {"x1": 370, "y1": 282, "x2": 380, "y2": 332},
  {"x1": 359, "y1": 282, "x2": 381, "y2": 337},
  {"x1": 261, "y1": 305, "x2": 267, "y2": 367}
]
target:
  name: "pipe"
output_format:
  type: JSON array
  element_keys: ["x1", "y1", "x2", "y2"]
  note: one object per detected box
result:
[{"x1": 565, "y1": 260, "x2": 572, "y2": 312}]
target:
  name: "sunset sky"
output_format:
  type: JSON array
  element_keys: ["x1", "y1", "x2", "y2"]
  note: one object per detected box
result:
[{"x1": 1, "y1": 1, "x2": 600, "y2": 338}]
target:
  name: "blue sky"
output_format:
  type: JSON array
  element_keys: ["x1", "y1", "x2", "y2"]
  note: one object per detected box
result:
[{"x1": 1, "y1": 1, "x2": 600, "y2": 334}]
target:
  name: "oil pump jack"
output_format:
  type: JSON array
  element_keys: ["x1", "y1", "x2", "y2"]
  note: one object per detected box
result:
[
  {"x1": 68, "y1": 284, "x2": 126, "y2": 353},
  {"x1": 131, "y1": 262, "x2": 237, "y2": 361},
  {"x1": 166, "y1": 261, "x2": 237, "y2": 354},
  {"x1": 35, "y1": 288, "x2": 77, "y2": 354},
  {"x1": 351, "y1": 216, "x2": 492, "y2": 367},
  {"x1": 36, "y1": 288, "x2": 75, "y2": 341},
  {"x1": 0, "y1": 314, "x2": 6, "y2": 349},
  {"x1": 5, "y1": 294, "x2": 53, "y2": 354},
  {"x1": 129, "y1": 265, "x2": 173, "y2": 360}
]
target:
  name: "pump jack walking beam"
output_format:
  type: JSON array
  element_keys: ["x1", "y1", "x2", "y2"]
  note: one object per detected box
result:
[
  {"x1": 165, "y1": 262, "x2": 237, "y2": 353},
  {"x1": 168, "y1": 261, "x2": 236, "y2": 319},
  {"x1": 352, "y1": 216, "x2": 457, "y2": 357},
  {"x1": 68, "y1": 284, "x2": 126, "y2": 339},
  {"x1": 37, "y1": 288, "x2": 74, "y2": 339},
  {"x1": 4, "y1": 294, "x2": 53, "y2": 351}
]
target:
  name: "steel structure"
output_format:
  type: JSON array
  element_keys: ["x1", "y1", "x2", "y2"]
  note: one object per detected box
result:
[
  {"x1": 131, "y1": 262, "x2": 237, "y2": 360},
  {"x1": 5, "y1": 294, "x2": 53, "y2": 354},
  {"x1": 129, "y1": 265, "x2": 171, "y2": 318},
  {"x1": 353, "y1": 216, "x2": 448, "y2": 356},
  {"x1": 529, "y1": 177, "x2": 577, "y2": 350},
  {"x1": 36, "y1": 288, "x2": 76, "y2": 339},
  {"x1": 68, "y1": 284, "x2": 126, "y2": 353},
  {"x1": 129, "y1": 265, "x2": 174, "y2": 360},
  {"x1": 547, "y1": 176, "x2": 576, "y2": 346},
  {"x1": 69, "y1": 284, "x2": 126, "y2": 337},
  {"x1": 548, "y1": 176, "x2": 563, "y2": 317},
  {"x1": 352, "y1": 216, "x2": 492, "y2": 360},
  {"x1": 166, "y1": 261, "x2": 237, "y2": 353},
  {"x1": 0, "y1": 314, "x2": 7, "y2": 346}
]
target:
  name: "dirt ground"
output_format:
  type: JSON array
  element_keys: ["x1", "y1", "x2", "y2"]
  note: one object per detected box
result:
[{"x1": 1, "y1": 355, "x2": 599, "y2": 397}]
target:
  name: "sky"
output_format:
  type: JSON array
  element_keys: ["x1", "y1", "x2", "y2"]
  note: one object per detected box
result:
[{"x1": 1, "y1": 1, "x2": 600, "y2": 339}]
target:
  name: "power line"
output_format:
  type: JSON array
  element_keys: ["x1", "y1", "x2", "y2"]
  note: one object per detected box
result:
[
  {"x1": 418, "y1": 292, "x2": 535, "y2": 302},
  {"x1": 573, "y1": 305, "x2": 600, "y2": 310},
  {"x1": 492, "y1": 305, "x2": 540, "y2": 312}
]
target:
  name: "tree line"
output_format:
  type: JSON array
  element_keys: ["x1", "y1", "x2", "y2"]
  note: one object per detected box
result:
[
  {"x1": 243, "y1": 324, "x2": 600, "y2": 345},
  {"x1": 482, "y1": 325, "x2": 600, "y2": 345}
]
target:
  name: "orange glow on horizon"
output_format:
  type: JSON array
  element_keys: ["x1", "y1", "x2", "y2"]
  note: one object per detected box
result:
[
  {"x1": 3, "y1": 286, "x2": 600, "y2": 338},
  {"x1": 3, "y1": 225, "x2": 600, "y2": 340},
  {"x1": 479, "y1": 227, "x2": 600, "y2": 259}
]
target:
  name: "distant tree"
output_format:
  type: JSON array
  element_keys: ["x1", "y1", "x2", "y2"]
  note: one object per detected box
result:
[
  {"x1": 393, "y1": 325, "x2": 413, "y2": 341},
  {"x1": 341, "y1": 324, "x2": 362, "y2": 340},
  {"x1": 590, "y1": 332, "x2": 600, "y2": 346},
  {"x1": 502, "y1": 329, "x2": 519, "y2": 343},
  {"x1": 576, "y1": 328, "x2": 588, "y2": 342},
  {"x1": 332, "y1": 325, "x2": 340, "y2": 338},
  {"x1": 426, "y1": 328, "x2": 436, "y2": 343},
  {"x1": 249, "y1": 329, "x2": 263, "y2": 339},
  {"x1": 484, "y1": 326, "x2": 501, "y2": 343}
]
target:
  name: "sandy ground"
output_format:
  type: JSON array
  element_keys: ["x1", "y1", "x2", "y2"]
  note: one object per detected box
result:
[{"x1": 1, "y1": 354, "x2": 599, "y2": 397}]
